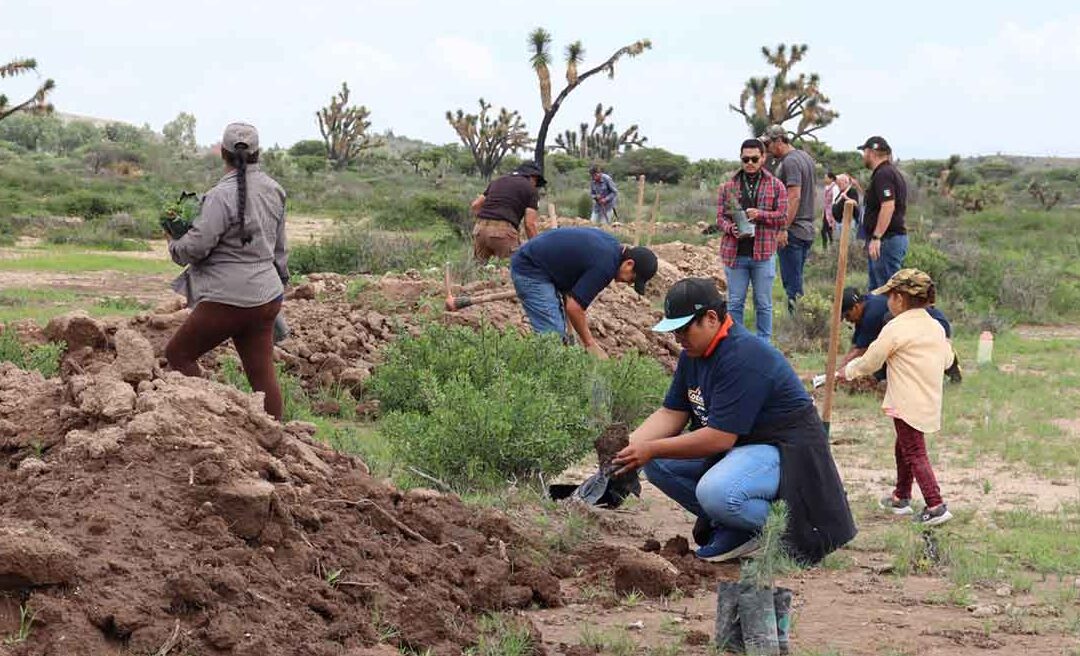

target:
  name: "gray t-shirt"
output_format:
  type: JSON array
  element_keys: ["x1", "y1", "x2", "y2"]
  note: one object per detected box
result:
[{"x1": 776, "y1": 149, "x2": 816, "y2": 242}]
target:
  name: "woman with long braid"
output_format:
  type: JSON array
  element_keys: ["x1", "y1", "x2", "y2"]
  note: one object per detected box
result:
[{"x1": 165, "y1": 123, "x2": 289, "y2": 420}]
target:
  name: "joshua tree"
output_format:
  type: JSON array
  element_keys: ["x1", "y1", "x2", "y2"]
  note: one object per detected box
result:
[
  {"x1": 730, "y1": 44, "x2": 837, "y2": 140},
  {"x1": 317, "y1": 82, "x2": 379, "y2": 169},
  {"x1": 446, "y1": 98, "x2": 532, "y2": 181},
  {"x1": 528, "y1": 29, "x2": 651, "y2": 170},
  {"x1": 0, "y1": 58, "x2": 55, "y2": 122},
  {"x1": 553, "y1": 103, "x2": 646, "y2": 161}
]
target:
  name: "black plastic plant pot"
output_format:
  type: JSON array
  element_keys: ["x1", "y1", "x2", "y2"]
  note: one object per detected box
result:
[
  {"x1": 714, "y1": 582, "x2": 795, "y2": 655},
  {"x1": 160, "y1": 217, "x2": 192, "y2": 240}
]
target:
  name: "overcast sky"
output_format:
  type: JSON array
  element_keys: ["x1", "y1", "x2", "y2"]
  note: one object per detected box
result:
[{"x1": 4, "y1": 0, "x2": 1079, "y2": 160}]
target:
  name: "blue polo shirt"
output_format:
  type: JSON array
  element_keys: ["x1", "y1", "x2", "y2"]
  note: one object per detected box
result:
[
  {"x1": 853, "y1": 294, "x2": 951, "y2": 348},
  {"x1": 511, "y1": 227, "x2": 622, "y2": 309},
  {"x1": 663, "y1": 322, "x2": 813, "y2": 436}
]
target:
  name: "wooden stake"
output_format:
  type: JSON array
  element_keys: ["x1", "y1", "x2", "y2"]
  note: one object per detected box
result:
[
  {"x1": 547, "y1": 201, "x2": 558, "y2": 228},
  {"x1": 647, "y1": 182, "x2": 662, "y2": 246},
  {"x1": 635, "y1": 174, "x2": 646, "y2": 245},
  {"x1": 822, "y1": 200, "x2": 856, "y2": 436}
]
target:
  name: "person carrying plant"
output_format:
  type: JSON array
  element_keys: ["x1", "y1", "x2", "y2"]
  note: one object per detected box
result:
[
  {"x1": 589, "y1": 164, "x2": 618, "y2": 225},
  {"x1": 612, "y1": 277, "x2": 856, "y2": 564},
  {"x1": 469, "y1": 162, "x2": 545, "y2": 261},
  {"x1": 164, "y1": 122, "x2": 289, "y2": 420},
  {"x1": 717, "y1": 138, "x2": 788, "y2": 342},
  {"x1": 509, "y1": 226, "x2": 657, "y2": 358},
  {"x1": 839, "y1": 269, "x2": 955, "y2": 526}
]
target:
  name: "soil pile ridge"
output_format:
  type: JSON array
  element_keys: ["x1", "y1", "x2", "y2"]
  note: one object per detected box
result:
[{"x1": 0, "y1": 336, "x2": 565, "y2": 655}]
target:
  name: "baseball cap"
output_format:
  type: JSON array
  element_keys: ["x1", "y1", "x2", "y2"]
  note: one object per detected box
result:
[
  {"x1": 625, "y1": 246, "x2": 658, "y2": 296},
  {"x1": 872, "y1": 268, "x2": 933, "y2": 298},
  {"x1": 652, "y1": 278, "x2": 725, "y2": 332},
  {"x1": 841, "y1": 287, "x2": 863, "y2": 315},
  {"x1": 856, "y1": 136, "x2": 891, "y2": 153},
  {"x1": 513, "y1": 161, "x2": 548, "y2": 187},
  {"x1": 222, "y1": 122, "x2": 259, "y2": 153},
  {"x1": 759, "y1": 124, "x2": 787, "y2": 144}
]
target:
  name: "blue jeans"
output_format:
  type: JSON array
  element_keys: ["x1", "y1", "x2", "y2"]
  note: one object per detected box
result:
[
  {"x1": 724, "y1": 256, "x2": 775, "y2": 341},
  {"x1": 644, "y1": 444, "x2": 780, "y2": 539},
  {"x1": 510, "y1": 268, "x2": 565, "y2": 337},
  {"x1": 868, "y1": 233, "x2": 908, "y2": 290},
  {"x1": 778, "y1": 235, "x2": 812, "y2": 301},
  {"x1": 590, "y1": 205, "x2": 613, "y2": 225}
]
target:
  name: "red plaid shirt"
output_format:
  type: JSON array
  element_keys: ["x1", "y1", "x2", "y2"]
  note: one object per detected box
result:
[{"x1": 716, "y1": 168, "x2": 788, "y2": 268}]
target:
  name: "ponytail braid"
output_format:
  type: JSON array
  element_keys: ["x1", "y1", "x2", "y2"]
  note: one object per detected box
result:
[{"x1": 233, "y1": 144, "x2": 252, "y2": 246}]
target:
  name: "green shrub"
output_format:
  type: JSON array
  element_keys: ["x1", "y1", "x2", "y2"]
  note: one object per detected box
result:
[
  {"x1": 288, "y1": 140, "x2": 326, "y2": 158},
  {"x1": 575, "y1": 193, "x2": 592, "y2": 220},
  {"x1": 288, "y1": 228, "x2": 452, "y2": 276},
  {"x1": 905, "y1": 242, "x2": 951, "y2": 285},
  {"x1": 47, "y1": 189, "x2": 133, "y2": 220},
  {"x1": 608, "y1": 147, "x2": 690, "y2": 184},
  {"x1": 45, "y1": 221, "x2": 151, "y2": 251},
  {"x1": 546, "y1": 152, "x2": 589, "y2": 174},
  {"x1": 368, "y1": 192, "x2": 470, "y2": 234},
  {"x1": 368, "y1": 324, "x2": 664, "y2": 489},
  {"x1": 0, "y1": 329, "x2": 65, "y2": 378}
]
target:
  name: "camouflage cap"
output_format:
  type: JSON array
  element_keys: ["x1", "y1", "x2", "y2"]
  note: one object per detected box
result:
[
  {"x1": 872, "y1": 268, "x2": 934, "y2": 298},
  {"x1": 759, "y1": 124, "x2": 787, "y2": 144}
]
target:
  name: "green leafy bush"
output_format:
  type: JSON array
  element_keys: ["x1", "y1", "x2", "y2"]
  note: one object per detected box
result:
[
  {"x1": 45, "y1": 221, "x2": 151, "y2": 251},
  {"x1": 575, "y1": 193, "x2": 592, "y2": 220},
  {"x1": 0, "y1": 329, "x2": 65, "y2": 378},
  {"x1": 368, "y1": 324, "x2": 667, "y2": 489},
  {"x1": 368, "y1": 192, "x2": 470, "y2": 234},
  {"x1": 905, "y1": 242, "x2": 951, "y2": 285},
  {"x1": 47, "y1": 189, "x2": 133, "y2": 219},
  {"x1": 288, "y1": 228, "x2": 450, "y2": 276},
  {"x1": 608, "y1": 147, "x2": 690, "y2": 184},
  {"x1": 288, "y1": 140, "x2": 326, "y2": 158}
]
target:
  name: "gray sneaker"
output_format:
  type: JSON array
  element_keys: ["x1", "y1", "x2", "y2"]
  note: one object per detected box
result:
[
  {"x1": 879, "y1": 494, "x2": 914, "y2": 515},
  {"x1": 914, "y1": 504, "x2": 953, "y2": 526}
]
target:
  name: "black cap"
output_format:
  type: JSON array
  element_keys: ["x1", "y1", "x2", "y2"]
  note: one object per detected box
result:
[
  {"x1": 841, "y1": 287, "x2": 863, "y2": 315},
  {"x1": 625, "y1": 246, "x2": 658, "y2": 295},
  {"x1": 652, "y1": 278, "x2": 725, "y2": 332},
  {"x1": 856, "y1": 136, "x2": 891, "y2": 153},
  {"x1": 513, "y1": 162, "x2": 547, "y2": 187}
]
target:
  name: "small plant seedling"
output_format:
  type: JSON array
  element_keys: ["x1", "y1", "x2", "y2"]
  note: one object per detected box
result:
[
  {"x1": 620, "y1": 589, "x2": 644, "y2": 607},
  {"x1": 4, "y1": 603, "x2": 37, "y2": 644},
  {"x1": 324, "y1": 567, "x2": 344, "y2": 588}
]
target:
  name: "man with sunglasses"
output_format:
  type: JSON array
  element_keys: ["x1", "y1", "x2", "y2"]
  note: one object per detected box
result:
[
  {"x1": 612, "y1": 278, "x2": 856, "y2": 564},
  {"x1": 717, "y1": 139, "x2": 788, "y2": 341}
]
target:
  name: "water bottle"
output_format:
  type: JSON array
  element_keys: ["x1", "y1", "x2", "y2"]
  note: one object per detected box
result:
[{"x1": 976, "y1": 331, "x2": 994, "y2": 366}]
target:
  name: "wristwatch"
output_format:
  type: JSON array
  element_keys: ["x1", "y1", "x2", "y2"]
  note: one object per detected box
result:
[{"x1": 870, "y1": 234, "x2": 882, "y2": 241}]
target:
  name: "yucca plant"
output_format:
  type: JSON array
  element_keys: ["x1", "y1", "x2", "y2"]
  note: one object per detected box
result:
[
  {"x1": 1, "y1": 58, "x2": 55, "y2": 122},
  {"x1": 527, "y1": 28, "x2": 652, "y2": 169}
]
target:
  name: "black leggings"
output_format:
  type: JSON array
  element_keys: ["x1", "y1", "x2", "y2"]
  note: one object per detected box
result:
[{"x1": 165, "y1": 298, "x2": 284, "y2": 420}]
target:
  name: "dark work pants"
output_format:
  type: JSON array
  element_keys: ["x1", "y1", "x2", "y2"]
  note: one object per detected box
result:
[{"x1": 165, "y1": 298, "x2": 284, "y2": 420}]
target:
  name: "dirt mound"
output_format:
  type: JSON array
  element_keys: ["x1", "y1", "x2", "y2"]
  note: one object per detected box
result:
[{"x1": 0, "y1": 358, "x2": 566, "y2": 654}]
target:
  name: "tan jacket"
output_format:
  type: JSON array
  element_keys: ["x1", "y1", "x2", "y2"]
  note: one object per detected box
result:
[{"x1": 844, "y1": 308, "x2": 953, "y2": 433}]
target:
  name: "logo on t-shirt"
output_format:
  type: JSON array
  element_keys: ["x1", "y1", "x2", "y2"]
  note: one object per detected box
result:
[
  {"x1": 883, "y1": 188, "x2": 893, "y2": 198},
  {"x1": 687, "y1": 386, "x2": 708, "y2": 426}
]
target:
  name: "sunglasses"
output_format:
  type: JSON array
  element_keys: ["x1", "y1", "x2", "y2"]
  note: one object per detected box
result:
[{"x1": 741, "y1": 156, "x2": 761, "y2": 164}]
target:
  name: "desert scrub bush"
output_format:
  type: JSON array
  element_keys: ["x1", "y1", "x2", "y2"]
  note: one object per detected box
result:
[
  {"x1": 45, "y1": 221, "x2": 151, "y2": 251},
  {"x1": 46, "y1": 189, "x2": 134, "y2": 219},
  {"x1": 774, "y1": 288, "x2": 831, "y2": 352},
  {"x1": 368, "y1": 323, "x2": 665, "y2": 490},
  {"x1": 575, "y1": 193, "x2": 592, "y2": 219},
  {"x1": 367, "y1": 192, "x2": 472, "y2": 236},
  {"x1": 288, "y1": 228, "x2": 454, "y2": 276},
  {"x1": 0, "y1": 328, "x2": 65, "y2": 378}
]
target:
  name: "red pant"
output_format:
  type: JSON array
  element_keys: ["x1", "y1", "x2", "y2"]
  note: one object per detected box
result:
[
  {"x1": 893, "y1": 418, "x2": 943, "y2": 508},
  {"x1": 165, "y1": 299, "x2": 284, "y2": 420}
]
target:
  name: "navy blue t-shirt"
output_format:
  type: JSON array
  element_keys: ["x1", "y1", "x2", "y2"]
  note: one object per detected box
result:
[
  {"x1": 663, "y1": 322, "x2": 813, "y2": 436},
  {"x1": 511, "y1": 227, "x2": 622, "y2": 308},
  {"x1": 853, "y1": 294, "x2": 951, "y2": 348}
]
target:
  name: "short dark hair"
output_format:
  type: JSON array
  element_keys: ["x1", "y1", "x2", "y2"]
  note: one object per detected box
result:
[
  {"x1": 826, "y1": 170, "x2": 837, "y2": 181},
  {"x1": 740, "y1": 139, "x2": 765, "y2": 154}
]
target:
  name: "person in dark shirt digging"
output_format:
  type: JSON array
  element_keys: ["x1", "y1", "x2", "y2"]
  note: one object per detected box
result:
[
  {"x1": 510, "y1": 227, "x2": 657, "y2": 359},
  {"x1": 840, "y1": 287, "x2": 962, "y2": 383},
  {"x1": 612, "y1": 278, "x2": 856, "y2": 564},
  {"x1": 469, "y1": 162, "x2": 546, "y2": 261}
]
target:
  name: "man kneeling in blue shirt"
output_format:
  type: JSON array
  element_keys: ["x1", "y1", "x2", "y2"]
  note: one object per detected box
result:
[{"x1": 612, "y1": 278, "x2": 856, "y2": 564}]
